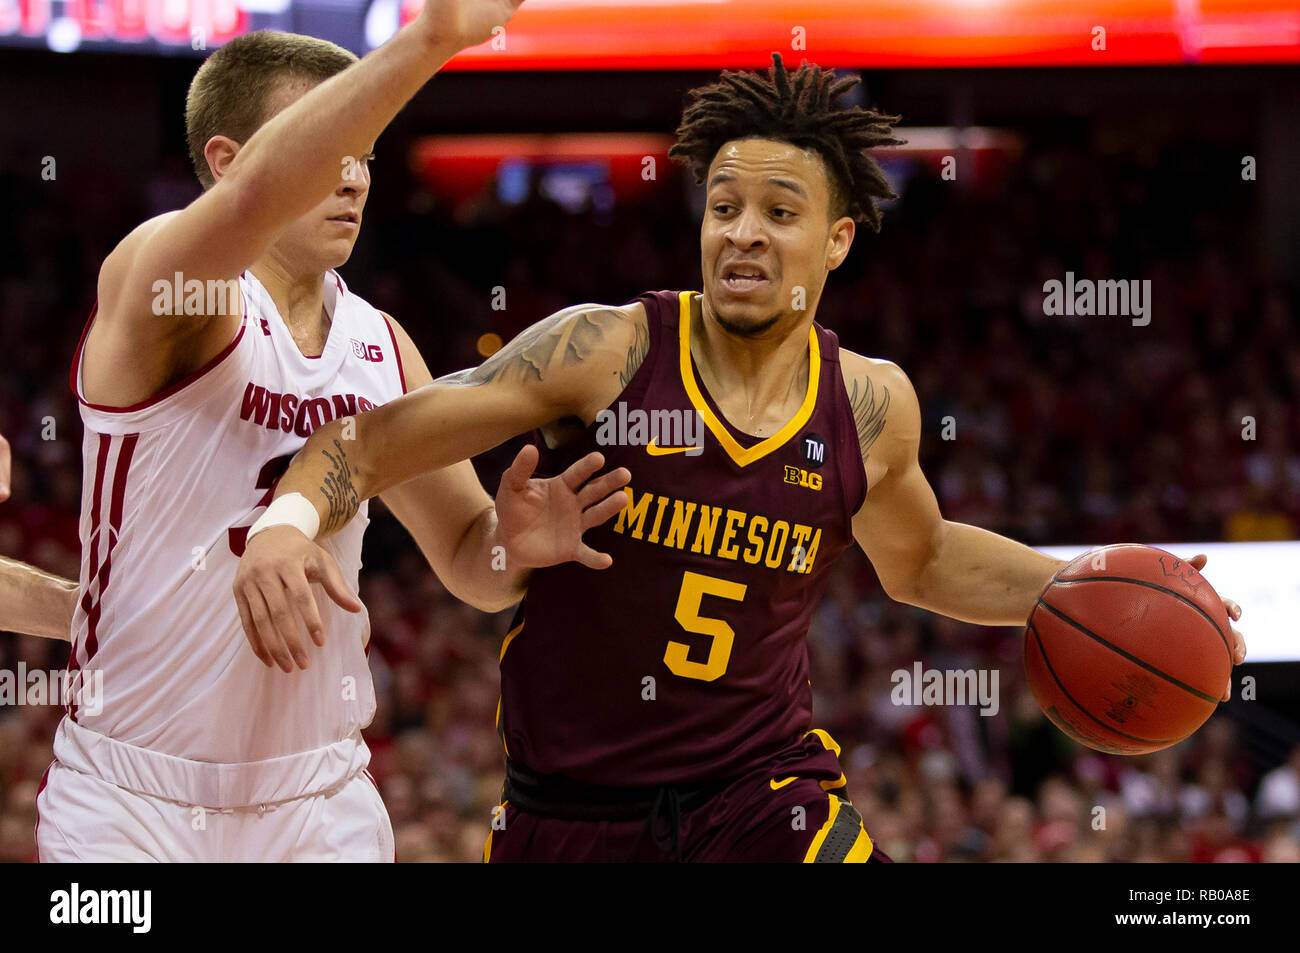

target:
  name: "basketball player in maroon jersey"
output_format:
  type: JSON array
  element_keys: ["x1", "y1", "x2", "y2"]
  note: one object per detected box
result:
[{"x1": 234, "y1": 55, "x2": 1246, "y2": 861}]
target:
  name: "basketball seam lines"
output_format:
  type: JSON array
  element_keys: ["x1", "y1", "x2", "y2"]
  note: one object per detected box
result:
[
  {"x1": 1028, "y1": 620, "x2": 1176, "y2": 746},
  {"x1": 1034, "y1": 599, "x2": 1222, "y2": 705},
  {"x1": 1049, "y1": 575, "x2": 1233, "y2": 663}
]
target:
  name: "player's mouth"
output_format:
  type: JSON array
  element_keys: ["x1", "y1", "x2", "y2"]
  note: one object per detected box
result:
[
  {"x1": 719, "y1": 264, "x2": 771, "y2": 294},
  {"x1": 327, "y1": 212, "x2": 360, "y2": 228}
]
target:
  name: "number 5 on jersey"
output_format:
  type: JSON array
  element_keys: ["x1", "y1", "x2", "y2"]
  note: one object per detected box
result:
[{"x1": 666, "y1": 570, "x2": 748, "y2": 682}]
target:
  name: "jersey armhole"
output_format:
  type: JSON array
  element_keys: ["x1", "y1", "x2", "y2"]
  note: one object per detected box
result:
[
  {"x1": 70, "y1": 299, "x2": 249, "y2": 414},
  {"x1": 616, "y1": 291, "x2": 667, "y2": 405},
  {"x1": 379, "y1": 312, "x2": 409, "y2": 394},
  {"x1": 831, "y1": 342, "x2": 870, "y2": 522}
]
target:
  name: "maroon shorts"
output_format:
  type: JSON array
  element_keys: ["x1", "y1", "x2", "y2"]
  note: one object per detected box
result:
[{"x1": 484, "y1": 729, "x2": 890, "y2": 863}]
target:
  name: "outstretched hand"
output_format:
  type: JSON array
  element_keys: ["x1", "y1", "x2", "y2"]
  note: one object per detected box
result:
[{"x1": 495, "y1": 444, "x2": 631, "y2": 571}]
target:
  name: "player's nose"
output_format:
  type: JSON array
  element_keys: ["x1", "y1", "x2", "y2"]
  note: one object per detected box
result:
[
  {"x1": 338, "y1": 176, "x2": 368, "y2": 196},
  {"x1": 725, "y1": 209, "x2": 768, "y2": 249}
]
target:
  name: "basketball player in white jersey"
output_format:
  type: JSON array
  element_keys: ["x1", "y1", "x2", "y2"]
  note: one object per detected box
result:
[{"x1": 34, "y1": 0, "x2": 630, "y2": 862}]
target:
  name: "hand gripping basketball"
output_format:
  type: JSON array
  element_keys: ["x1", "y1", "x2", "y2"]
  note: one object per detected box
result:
[{"x1": 1025, "y1": 545, "x2": 1245, "y2": 755}]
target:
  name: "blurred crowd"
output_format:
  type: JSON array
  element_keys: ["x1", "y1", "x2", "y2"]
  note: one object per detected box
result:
[{"x1": 1, "y1": 122, "x2": 1298, "y2": 861}]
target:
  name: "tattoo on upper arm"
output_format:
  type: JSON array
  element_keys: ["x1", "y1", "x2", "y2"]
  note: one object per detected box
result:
[
  {"x1": 320, "y1": 438, "x2": 360, "y2": 535},
  {"x1": 620, "y1": 315, "x2": 650, "y2": 388},
  {"x1": 848, "y1": 376, "x2": 891, "y2": 458}
]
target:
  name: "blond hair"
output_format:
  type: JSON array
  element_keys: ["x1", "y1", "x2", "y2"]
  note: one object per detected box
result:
[{"x1": 185, "y1": 31, "x2": 358, "y2": 188}]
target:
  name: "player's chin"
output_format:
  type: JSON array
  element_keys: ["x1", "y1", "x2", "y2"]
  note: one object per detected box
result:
[
  {"x1": 711, "y1": 284, "x2": 780, "y2": 323},
  {"x1": 319, "y1": 238, "x2": 359, "y2": 269}
]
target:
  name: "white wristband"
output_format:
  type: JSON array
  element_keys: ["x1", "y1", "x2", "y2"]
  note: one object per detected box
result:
[{"x1": 247, "y1": 492, "x2": 321, "y2": 543}]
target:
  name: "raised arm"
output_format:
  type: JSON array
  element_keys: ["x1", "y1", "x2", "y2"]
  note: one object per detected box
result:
[
  {"x1": 87, "y1": 0, "x2": 525, "y2": 407},
  {"x1": 234, "y1": 302, "x2": 646, "y2": 670},
  {"x1": 844, "y1": 352, "x2": 1064, "y2": 626}
]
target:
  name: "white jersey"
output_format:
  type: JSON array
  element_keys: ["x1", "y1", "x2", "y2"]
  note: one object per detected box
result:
[{"x1": 59, "y1": 270, "x2": 407, "y2": 805}]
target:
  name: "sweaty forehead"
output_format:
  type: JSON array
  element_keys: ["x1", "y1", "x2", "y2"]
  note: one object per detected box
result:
[{"x1": 706, "y1": 138, "x2": 829, "y2": 192}]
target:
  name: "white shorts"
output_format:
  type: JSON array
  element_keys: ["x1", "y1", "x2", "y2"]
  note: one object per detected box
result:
[{"x1": 36, "y1": 760, "x2": 394, "y2": 862}]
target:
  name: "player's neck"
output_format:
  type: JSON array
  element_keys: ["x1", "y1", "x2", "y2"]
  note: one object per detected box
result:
[
  {"x1": 248, "y1": 258, "x2": 332, "y2": 353},
  {"x1": 692, "y1": 294, "x2": 813, "y2": 434}
]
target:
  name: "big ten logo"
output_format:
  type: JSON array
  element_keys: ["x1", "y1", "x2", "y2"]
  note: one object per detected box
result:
[
  {"x1": 351, "y1": 339, "x2": 383, "y2": 362},
  {"x1": 784, "y1": 465, "x2": 822, "y2": 492}
]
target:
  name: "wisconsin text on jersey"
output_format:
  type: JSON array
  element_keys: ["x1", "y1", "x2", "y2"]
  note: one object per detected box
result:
[
  {"x1": 239, "y1": 382, "x2": 379, "y2": 436},
  {"x1": 612, "y1": 484, "x2": 823, "y2": 574}
]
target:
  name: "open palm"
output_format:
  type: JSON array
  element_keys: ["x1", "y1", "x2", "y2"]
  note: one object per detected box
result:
[{"x1": 495, "y1": 444, "x2": 631, "y2": 571}]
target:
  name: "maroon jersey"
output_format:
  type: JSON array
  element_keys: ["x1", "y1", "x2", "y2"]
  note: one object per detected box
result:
[{"x1": 498, "y1": 290, "x2": 867, "y2": 786}]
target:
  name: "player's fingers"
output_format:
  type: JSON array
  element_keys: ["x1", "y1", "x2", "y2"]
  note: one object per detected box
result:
[
  {"x1": 309, "y1": 549, "x2": 361, "y2": 613},
  {"x1": 581, "y1": 489, "x2": 634, "y2": 531},
  {"x1": 287, "y1": 568, "x2": 327, "y2": 648},
  {"x1": 246, "y1": 587, "x2": 294, "y2": 673},
  {"x1": 0, "y1": 432, "x2": 10, "y2": 501},
  {"x1": 1225, "y1": 599, "x2": 1242, "y2": 622},
  {"x1": 1222, "y1": 680, "x2": 1231, "y2": 703},
  {"x1": 1231, "y1": 626, "x2": 1246, "y2": 665},
  {"x1": 573, "y1": 543, "x2": 614, "y2": 571},
  {"x1": 576, "y1": 467, "x2": 632, "y2": 509},
  {"x1": 235, "y1": 588, "x2": 272, "y2": 668},
  {"x1": 261, "y1": 576, "x2": 310, "y2": 670},
  {"x1": 504, "y1": 444, "x2": 540, "y2": 491},
  {"x1": 559, "y1": 452, "x2": 606, "y2": 493},
  {"x1": 1188, "y1": 553, "x2": 1208, "y2": 571}
]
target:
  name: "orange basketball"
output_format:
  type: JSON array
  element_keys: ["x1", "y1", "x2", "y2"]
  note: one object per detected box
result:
[{"x1": 1024, "y1": 544, "x2": 1233, "y2": 755}]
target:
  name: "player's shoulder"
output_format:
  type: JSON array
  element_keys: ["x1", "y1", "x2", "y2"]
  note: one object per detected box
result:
[
  {"x1": 553, "y1": 298, "x2": 648, "y2": 342},
  {"x1": 524, "y1": 299, "x2": 650, "y2": 377},
  {"x1": 98, "y1": 211, "x2": 184, "y2": 291},
  {"x1": 836, "y1": 349, "x2": 921, "y2": 459},
  {"x1": 837, "y1": 349, "x2": 917, "y2": 405},
  {"x1": 95, "y1": 210, "x2": 210, "y2": 329}
]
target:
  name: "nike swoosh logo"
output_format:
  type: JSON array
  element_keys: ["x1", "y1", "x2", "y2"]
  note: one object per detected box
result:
[
  {"x1": 770, "y1": 776, "x2": 798, "y2": 790},
  {"x1": 646, "y1": 440, "x2": 691, "y2": 456}
]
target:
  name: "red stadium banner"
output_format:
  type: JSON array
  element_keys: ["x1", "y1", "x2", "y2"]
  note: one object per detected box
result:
[
  {"x1": 427, "y1": 0, "x2": 1300, "y2": 69},
  {"x1": 2, "y1": 0, "x2": 1297, "y2": 63}
]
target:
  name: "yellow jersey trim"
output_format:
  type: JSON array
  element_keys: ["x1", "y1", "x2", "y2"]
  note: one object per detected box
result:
[
  {"x1": 483, "y1": 799, "x2": 509, "y2": 863},
  {"x1": 677, "y1": 291, "x2": 820, "y2": 469},
  {"x1": 499, "y1": 622, "x2": 524, "y2": 662}
]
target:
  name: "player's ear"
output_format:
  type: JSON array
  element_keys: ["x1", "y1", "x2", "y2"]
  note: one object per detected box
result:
[
  {"x1": 204, "y1": 135, "x2": 242, "y2": 186},
  {"x1": 826, "y1": 215, "x2": 855, "y2": 271}
]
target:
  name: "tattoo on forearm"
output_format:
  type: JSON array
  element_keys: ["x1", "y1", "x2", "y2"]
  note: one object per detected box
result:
[
  {"x1": 320, "y1": 438, "x2": 360, "y2": 534},
  {"x1": 849, "y1": 377, "x2": 891, "y2": 457}
]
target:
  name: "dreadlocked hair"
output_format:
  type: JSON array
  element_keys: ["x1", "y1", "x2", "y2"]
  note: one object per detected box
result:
[{"x1": 669, "y1": 53, "x2": 904, "y2": 232}]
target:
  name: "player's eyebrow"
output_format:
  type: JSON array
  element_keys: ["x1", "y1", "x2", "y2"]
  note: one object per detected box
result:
[
  {"x1": 707, "y1": 171, "x2": 808, "y2": 199},
  {"x1": 767, "y1": 177, "x2": 807, "y2": 199}
]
